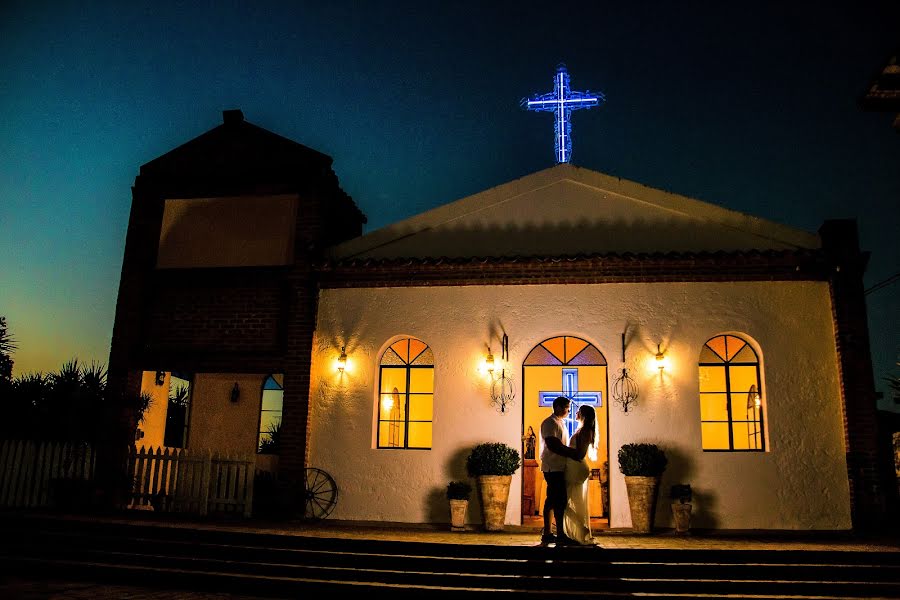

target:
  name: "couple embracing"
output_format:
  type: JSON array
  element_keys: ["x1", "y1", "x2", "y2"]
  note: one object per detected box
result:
[{"x1": 540, "y1": 396, "x2": 599, "y2": 546}]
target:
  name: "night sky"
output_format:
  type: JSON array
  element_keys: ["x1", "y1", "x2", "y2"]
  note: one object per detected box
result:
[{"x1": 1, "y1": 2, "x2": 898, "y2": 406}]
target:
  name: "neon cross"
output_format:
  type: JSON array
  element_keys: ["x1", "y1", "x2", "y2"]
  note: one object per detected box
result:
[
  {"x1": 522, "y1": 63, "x2": 605, "y2": 164},
  {"x1": 539, "y1": 368, "x2": 602, "y2": 438}
]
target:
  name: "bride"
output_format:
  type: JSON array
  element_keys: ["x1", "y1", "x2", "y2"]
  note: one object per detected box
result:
[{"x1": 563, "y1": 404, "x2": 599, "y2": 545}]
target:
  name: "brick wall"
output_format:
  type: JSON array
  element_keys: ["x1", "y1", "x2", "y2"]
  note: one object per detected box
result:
[{"x1": 820, "y1": 219, "x2": 885, "y2": 531}]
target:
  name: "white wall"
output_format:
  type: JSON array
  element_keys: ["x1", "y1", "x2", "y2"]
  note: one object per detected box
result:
[{"x1": 309, "y1": 281, "x2": 851, "y2": 530}]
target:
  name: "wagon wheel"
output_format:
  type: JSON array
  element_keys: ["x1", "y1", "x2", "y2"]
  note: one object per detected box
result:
[{"x1": 303, "y1": 467, "x2": 338, "y2": 520}]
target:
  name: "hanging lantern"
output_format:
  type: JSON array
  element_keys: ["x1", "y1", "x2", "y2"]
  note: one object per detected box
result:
[
  {"x1": 612, "y1": 367, "x2": 639, "y2": 413},
  {"x1": 491, "y1": 368, "x2": 515, "y2": 414}
]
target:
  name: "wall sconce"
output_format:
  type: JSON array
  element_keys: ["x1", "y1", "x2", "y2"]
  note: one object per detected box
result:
[
  {"x1": 655, "y1": 344, "x2": 668, "y2": 372},
  {"x1": 154, "y1": 371, "x2": 166, "y2": 386},
  {"x1": 230, "y1": 382, "x2": 240, "y2": 403},
  {"x1": 337, "y1": 346, "x2": 347, "y2": 373},
  {"x1": 483, "y1": 334, "x2": 508, "y2": 379}
]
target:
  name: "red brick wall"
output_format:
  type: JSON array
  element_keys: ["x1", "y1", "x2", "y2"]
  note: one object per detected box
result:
[
  {"x1": 146, "y1": 281, "x2": 285, "y2": 353},
  {"x1": 820, "y1": 219, "x2": 885, "y2": 531}
]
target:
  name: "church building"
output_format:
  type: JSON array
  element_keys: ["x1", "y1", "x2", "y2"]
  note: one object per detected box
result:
[{"x1": 108, "y1": 109, "x2": 884, "y2": 531}]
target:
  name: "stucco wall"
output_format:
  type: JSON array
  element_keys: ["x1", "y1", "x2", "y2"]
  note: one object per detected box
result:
[
  {"x1": 137, "y1": 371, "x2": 169, "y2": 448},
  {"x1": 309, "y1": 281, "x2": 851, "y2": 530},
  {"x1": 187, "y1": 373, "x2": 266, "y2": 455}
]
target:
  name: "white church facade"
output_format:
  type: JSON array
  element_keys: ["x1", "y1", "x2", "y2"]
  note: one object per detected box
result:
[{"x1": 109, "y1": 110, "x2": 883, "y2": 531}]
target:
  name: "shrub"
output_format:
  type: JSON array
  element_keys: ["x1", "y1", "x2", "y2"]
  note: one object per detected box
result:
[
  {"x1": 617, "y1": 443, "x2": 668, "y2": 476},
  {"x1": 446, "y1": 480, "x2": 473, "y2": 500},
  {"x1": 466, "y1": 442, "x2": 521, "y2": 477},
  {"x1": 670, "y1": 483, "x2": 692, "y2": 503}
]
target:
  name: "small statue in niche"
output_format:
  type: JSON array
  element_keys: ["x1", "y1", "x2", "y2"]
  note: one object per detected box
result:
[{"x1": 523, "y1": 426, "x2": 537, "y2": 459}]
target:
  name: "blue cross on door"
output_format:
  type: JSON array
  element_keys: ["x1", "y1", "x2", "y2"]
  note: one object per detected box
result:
[{"x1": 539, "y1": 368, "x2": 602, "y2": 437}]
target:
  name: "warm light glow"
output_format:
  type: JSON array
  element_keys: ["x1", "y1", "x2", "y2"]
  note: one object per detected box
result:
[
  {"x1": 337, "y1": 346, "x2": 347, "y2": 373},
  {"x1": 655, "y1": 344, "x2": 668, "y2": 372},
  {"x1": 485, "y1": 350, "x2": 495, "y2": 375}
]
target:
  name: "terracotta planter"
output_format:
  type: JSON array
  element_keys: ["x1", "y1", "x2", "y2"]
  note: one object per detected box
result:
[
  {"x1": 672, "y1": 502, "x2": 692, "y2": 534},
  {"x1": 624, "y1": 475, "x2": 660, "y2": 534},
  {"x1": 477, "y1": 475, "x2": 512, "y2": 531},
  {"x1": 449, "y1": 499, "x2": 469, "y2": 531}
]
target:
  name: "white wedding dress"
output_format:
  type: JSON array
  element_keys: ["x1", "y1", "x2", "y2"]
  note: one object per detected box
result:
[{"x1": 563, "y1": 448, "x2": 595, "y2": 545}]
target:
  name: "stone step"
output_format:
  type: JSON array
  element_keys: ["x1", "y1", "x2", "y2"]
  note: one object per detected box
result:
[
  {"x1": 4, "y1": 557, "x2": 900, "y2": 600},
  {"x1": 2, "y1": 514, "x2": 898, "y2": 599},
  {"x1": 10, "y1": 532, "x2": 900, "y2": 583}
]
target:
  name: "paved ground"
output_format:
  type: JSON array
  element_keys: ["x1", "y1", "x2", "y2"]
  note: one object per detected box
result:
[
  {"x1": 31, "y1": 511, "x2": 897, "y2": 551},
  {"x1": 2, "y1": 512, "x2": 898, "y2": 599}
]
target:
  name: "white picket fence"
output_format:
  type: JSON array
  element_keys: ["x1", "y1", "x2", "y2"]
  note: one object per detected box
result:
[
  {"x1": 128, "y1": 446, "x2": 255, "y2": 517},
  {"x1": 0, "y1": 440, "x2": 255, "y2": 517},
  {"x1": 0, "y1": 440, "x2": 94, "y2": 508}
]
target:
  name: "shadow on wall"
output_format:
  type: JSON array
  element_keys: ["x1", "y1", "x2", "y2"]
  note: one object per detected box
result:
[
  {"x1": 425, "y1": 445, "x2": 482, "y2": 524},
  {"x1": 691, "y1": 487, "x2": 720, "y2": 529},
  {"x1": 655, "y1": 445, "x2": 720, "y2": 529}
]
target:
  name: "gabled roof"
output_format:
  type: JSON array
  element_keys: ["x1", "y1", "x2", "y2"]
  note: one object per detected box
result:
[
  {"x1": 134, "y1": 110, "x2": 366, "y2": 231},
  {"x1": 328, "y1": 163, "x2": 819, "y2": 261},
  {"x1": 138, "y1": 109, "x2": 332, "y2": 185}
]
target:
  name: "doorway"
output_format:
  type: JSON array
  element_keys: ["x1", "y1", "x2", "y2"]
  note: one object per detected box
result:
[{"x1": 521, "y1": 335, "x2": 609, "y2": 530}]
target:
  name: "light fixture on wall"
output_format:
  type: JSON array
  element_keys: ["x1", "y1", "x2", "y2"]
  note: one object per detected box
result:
[
  {"x1": 154, "y1": 371, "x2": 166, "y2": 386},
  {"x1": 337, "y1": 346, "x2": 347, "y2": 373},
  {"x1": 655, "y1": 344, "x2": 668, "y2": 372},
  {"x1": 230, "y1": 382, "x2": 240, "y2": 403},
  {"x1": 491, "y1": 368, "x2": 515, "y2": 414},
  {"x1": 487, "y1": 333, "x2": 513, "y2": 414}
]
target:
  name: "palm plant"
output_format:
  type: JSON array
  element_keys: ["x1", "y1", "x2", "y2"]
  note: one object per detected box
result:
[
  {"x1": 258, "y1": 419, "x2": 282, "y2": 454},
  {"x1": 164, "y1": 384, "x2": 190, "y2": 448}
]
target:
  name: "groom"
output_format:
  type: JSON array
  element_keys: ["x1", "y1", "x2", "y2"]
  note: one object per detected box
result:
[{"x1": 540, "y1": 396, "x2": 581, "y2": 546}]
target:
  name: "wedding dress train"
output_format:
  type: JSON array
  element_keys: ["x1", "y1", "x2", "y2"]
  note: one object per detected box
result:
[{"x1": 563, "y1": 456, "x2": 595, "y2": 545}]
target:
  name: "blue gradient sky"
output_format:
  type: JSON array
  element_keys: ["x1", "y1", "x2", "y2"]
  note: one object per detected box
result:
[{"x1": 1, "y1": 1, "x2": 898, "y2": 403}]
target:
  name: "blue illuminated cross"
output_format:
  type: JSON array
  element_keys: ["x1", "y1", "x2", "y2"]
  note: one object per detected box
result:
[
  {"x1": 539, "y1": 368, "x2": 602, "y2": 438},
  {"x1": 522, "y1": 63, "x2": 605, "y2": 164}
]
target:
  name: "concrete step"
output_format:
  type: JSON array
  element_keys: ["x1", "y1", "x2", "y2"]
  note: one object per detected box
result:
[{"x1": 2, "y1": 514, "x2": 898, "y2": 599}]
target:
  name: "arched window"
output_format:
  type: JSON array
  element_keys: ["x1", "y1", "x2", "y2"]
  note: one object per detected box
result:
[
  {"x1": 699, "y1": 335, "x2": 764, "y2": 451},
  {"x1": 377, "y1": 338, "x2": 434, "y2": 449},
  {"x1": 257, "y1": 374, "x2": 283, "y2": 454}
]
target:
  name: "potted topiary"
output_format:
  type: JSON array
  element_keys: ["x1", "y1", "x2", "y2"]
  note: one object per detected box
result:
[
  {"x1": 447, "y1": 480, "x2": 473, "y2": 531},
  {"x1": 670, "y1": 483, "x2": 692, "y2": 534},
  {"x1": 617, "y1": 443, "x2": 668, "y2": 533},
  {"x1": 466, "y1": 442, "x2": 521, "y2": 531}
]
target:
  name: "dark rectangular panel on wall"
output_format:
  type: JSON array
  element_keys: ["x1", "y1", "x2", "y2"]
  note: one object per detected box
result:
[{"x1": 157, "y1": 195, "x2": 298, "y2": 268}]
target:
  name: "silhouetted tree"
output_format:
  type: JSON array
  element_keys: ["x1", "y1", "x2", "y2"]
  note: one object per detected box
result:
[
  {"x1": 2, "y1": 358, "x2": 151, "y2": 444},
  {"x1": 0, "y1": 316, "x2": 15, "y2": 383}
]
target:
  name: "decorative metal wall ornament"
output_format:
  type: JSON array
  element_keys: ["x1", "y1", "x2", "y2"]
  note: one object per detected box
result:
[
  {"x1": 487, "y1": 332, "x2": 514, "y2": 414},
  {"x1": 612, "y1": 367, "x2": 638, "y2": 413},
  {"x1": 491, "y1": 368, "x2": 515, "y2": 414},
  {"x1": 611, "y1": 332, "x2": 639, "y2": 413}
]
